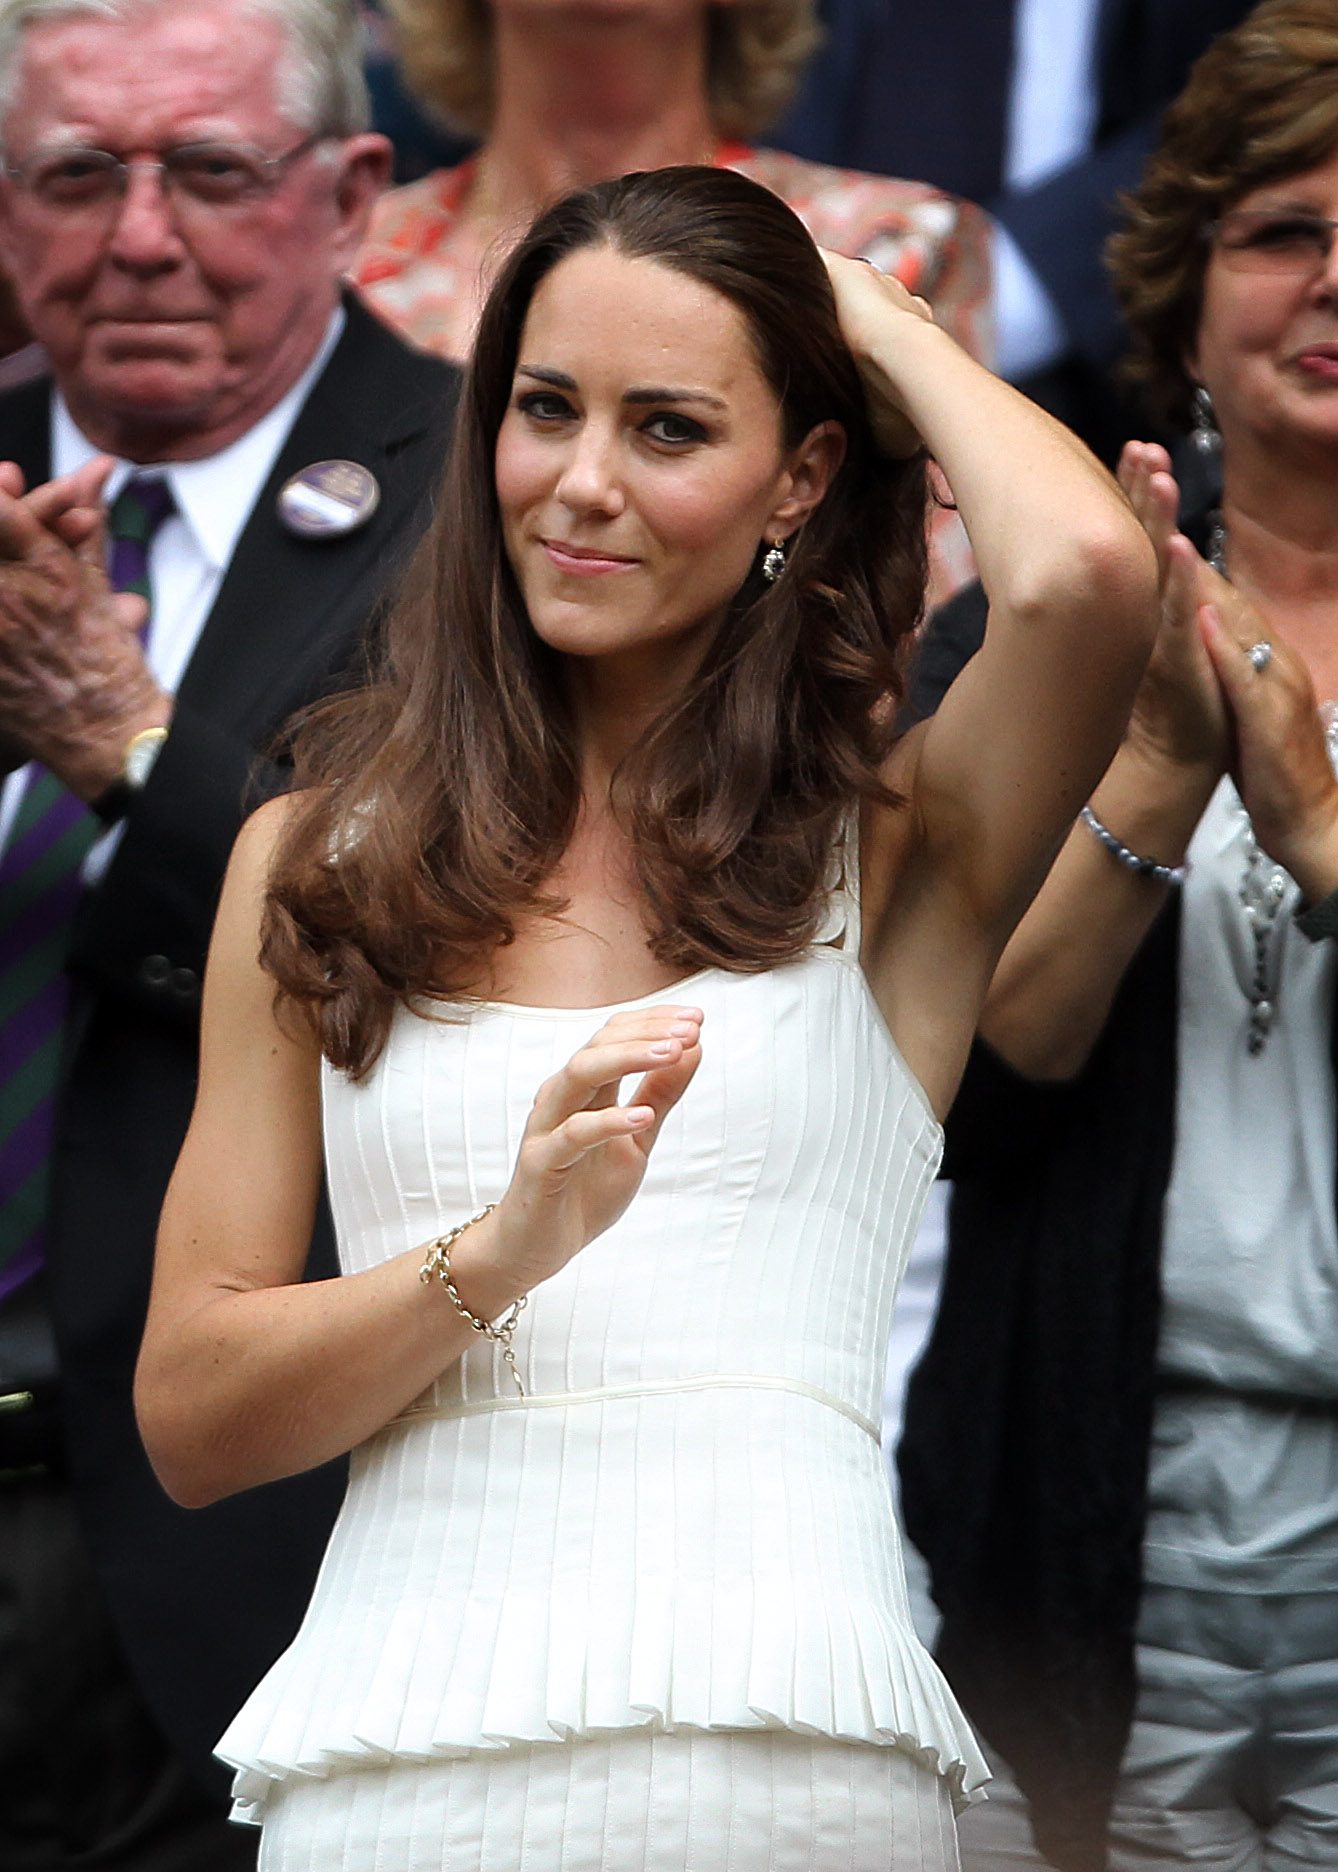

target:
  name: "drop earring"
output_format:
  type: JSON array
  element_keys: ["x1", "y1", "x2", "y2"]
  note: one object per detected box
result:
[
  {"x1": 1190, "y1": 385, "x2": 1221, "y2": 459},
  {"x1": 761, "y1": 538, "x2": 787, "y2": 584}
]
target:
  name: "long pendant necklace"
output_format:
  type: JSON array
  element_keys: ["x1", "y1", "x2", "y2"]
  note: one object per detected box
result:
[
  {"x1": 1209, "y1": 513, "x2": 1296, "y2": 1056},
  {"x1": 1236, "y1": 822, "x2": 1289, "y2": 1056}
]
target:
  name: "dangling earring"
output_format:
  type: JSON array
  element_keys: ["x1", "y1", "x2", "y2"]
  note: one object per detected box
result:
[
  {"x1": 761, "y1": 538, "x2": 787, "y2": 584},
  {"x1": 1190, "y1": 385, "x2": 1221, "y2": 459}
]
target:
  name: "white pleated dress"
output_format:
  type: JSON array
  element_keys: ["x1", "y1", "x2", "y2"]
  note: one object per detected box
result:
[{"x1": 217, "y1": 886, "x2": 988, "y2": 1866}]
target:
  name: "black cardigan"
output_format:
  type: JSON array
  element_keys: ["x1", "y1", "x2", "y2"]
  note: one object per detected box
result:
[{"x1": 894, "y1": 570, "x2": 1293, "y2": 1872}]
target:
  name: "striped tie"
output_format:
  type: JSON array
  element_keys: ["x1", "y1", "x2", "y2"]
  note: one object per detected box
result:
[{"x1": 0, "y1": 474, "x2": 175, "y2": 1301}]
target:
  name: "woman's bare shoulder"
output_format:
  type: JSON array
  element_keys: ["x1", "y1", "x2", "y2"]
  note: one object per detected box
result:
[
  {"x1": 222, "y1": 793, "x2": 318, "y2": 915},
  {"x1": 233, "y1": 792, "x2": 301, "y2": 861}
]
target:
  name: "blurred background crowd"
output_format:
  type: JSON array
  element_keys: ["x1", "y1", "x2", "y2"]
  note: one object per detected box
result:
[{"x1": 3, "y1": 2, "x2": 1337, "y2": 1869}]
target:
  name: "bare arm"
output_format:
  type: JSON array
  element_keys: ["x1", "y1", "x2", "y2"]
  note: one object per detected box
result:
[
  {"x1": 820, "y1": 255, "x2": 1158, "y2": 1114},
  {"x1": 981, "y1": 445, "x2": 1224, "y2": 1077},
  {"x1": 136, "y1": 802, "x2": 704, "y2": 1508},
  {"x1": 978, "y1": 734, "x2": 1213, "y2": 1080}
]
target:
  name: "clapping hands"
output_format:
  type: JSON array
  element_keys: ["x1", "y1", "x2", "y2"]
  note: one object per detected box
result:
[
  {"x1": 0, "y1": 456, "x2": 167, "y2": 798},
  {"x1": 1119, "y1": 441, "x2": 1338, "y2": 894}
]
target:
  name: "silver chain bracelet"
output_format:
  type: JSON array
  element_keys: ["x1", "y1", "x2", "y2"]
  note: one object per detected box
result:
[{"x1": 419, "y1": 1202, "x2": 528, "y2": 1397}]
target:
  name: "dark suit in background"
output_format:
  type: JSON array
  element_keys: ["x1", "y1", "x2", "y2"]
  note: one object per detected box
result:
[
  {"x1": 0, "y1": 297, "x2": 458, "y2": 1860},
  {"x1": 772, "y1": 0, "x2": 1253, "y2": 456}
]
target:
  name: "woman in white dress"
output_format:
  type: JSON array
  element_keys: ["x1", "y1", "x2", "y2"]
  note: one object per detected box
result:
[{"x1": 134, "y1": 165, "x2": 1156, "y2": 1870}]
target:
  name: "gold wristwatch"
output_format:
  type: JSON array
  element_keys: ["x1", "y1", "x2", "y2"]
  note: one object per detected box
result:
[{"x1": 91, "y1": 724, "x2": 170, "y2": 825}]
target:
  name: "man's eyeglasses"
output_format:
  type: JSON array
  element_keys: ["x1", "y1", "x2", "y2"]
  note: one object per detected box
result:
[
  {"x1": 1208, "y1": 209, "x2": 1338, "y2": 276},
  {"x1": 1, "y1": 134, "x2": 329, "y2": 215}
]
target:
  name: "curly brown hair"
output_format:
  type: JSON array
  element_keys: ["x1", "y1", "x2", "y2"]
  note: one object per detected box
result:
[
  {"x1": 1107, "y1": 0, "x2": 1338, "y2": 427},
  {"x1": 261, "y1": 166, "x2": 928, "y2": 1079},
  {"x1": 380, "y1": 0, "x2": 821, "y2": 142}
]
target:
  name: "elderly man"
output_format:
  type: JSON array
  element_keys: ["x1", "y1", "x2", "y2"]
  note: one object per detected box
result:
[{"x1": 0, "y1": 0, "x2": 458, "y2": 1862}]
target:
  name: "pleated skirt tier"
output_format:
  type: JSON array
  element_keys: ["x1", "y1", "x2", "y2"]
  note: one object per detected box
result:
[
  {"x1": 256, "y1": 1727, "x2": 961, "y2": 1872},
  {"x1": 220, "y1": 1390, "x2": 987, "y2": 1820}
]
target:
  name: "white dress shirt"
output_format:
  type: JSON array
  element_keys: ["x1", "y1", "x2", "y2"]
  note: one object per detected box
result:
[
  {"x1": 994, "y1": 0, "x2": 1104, "y2": 379},
  {"x1": 0, "y1": 306, "x2": 344, "y2": 877}
]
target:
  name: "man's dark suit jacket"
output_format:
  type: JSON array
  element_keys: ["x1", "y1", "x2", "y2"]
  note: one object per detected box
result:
[
  {"x1": 1, "y1": 292, "x2": 459, "y2": 1797},
  {"x1": 773, "y1": 0, "x2": 1253, "y2": 456}
]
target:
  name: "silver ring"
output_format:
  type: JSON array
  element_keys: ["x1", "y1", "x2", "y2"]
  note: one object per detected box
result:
[{"x1": 1248, "y1": 640, "x2": 1273, "y2": 673}]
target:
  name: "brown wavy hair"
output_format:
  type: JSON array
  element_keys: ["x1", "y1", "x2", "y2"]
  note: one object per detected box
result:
[
  {"x1": 381, "y1": 0, "x2": 821, "y2": 142},
  {"x1": 1107, "y1": 0, "x2": 1338, "y2": 426},
  {"x1": 263, "y1": 165, "x2": 928, "y2": 1077}
]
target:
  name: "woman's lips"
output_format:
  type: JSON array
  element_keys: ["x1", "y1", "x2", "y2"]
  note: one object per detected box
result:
[
  {"x1": 1295, "y1": 345, "x2": 1338, "y2": 380},
  {"x1": 541, "y1": 539, "x2": 638, "y2": 576}
]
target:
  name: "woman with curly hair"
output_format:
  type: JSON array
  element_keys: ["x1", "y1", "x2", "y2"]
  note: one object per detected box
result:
[
  {"x1": 900, "y1": 3, "x2": 1338, "y2": 1866},
  {"x1": 135, "y1": 165, "x2": 1153, "y2": 1869}
]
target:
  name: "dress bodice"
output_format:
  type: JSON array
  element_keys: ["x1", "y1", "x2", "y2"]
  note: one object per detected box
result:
[
  {"x1": 218, "y1": 940, "x2": 988, "y2": 1820},
  {"x1": 331, "y1": 947, "x2": 936, "y2": 1430}
]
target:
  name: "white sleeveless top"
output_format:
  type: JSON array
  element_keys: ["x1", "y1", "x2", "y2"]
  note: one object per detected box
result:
[{"x1": 218, "y1": 879, "x2": 988, "y2": 1821}]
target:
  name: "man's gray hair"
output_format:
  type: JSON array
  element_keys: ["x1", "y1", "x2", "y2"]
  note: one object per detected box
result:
[{"x1": 0, "y1": 0, "x2": 371, "y2": 142}]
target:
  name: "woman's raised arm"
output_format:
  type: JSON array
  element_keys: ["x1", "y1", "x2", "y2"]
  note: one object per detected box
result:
[{"x1": 821, "y1": 254, "x2": 1159, "y2": 1112}]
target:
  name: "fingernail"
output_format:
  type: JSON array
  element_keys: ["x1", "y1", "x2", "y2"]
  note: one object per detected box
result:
[
  {"x1": 626, "y1": 1106, "x2": 654, "y2": 1125},
  {"x1": 650, "y1": 1040, "x2": 675, "y2": 1057}
]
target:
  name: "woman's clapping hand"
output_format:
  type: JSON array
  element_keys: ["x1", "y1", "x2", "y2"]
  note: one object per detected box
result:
[
  {"x1": 1117, "y1": 441, "x2": 1230, "y2": 775},
  {"x1": 1119, "y1": 440, "x2": 1338, "y2": 894},
  {"x1": 486, "y1": 1004, "x2": 704, "y2": 1297},
  {"x1": 1197, "y1": 597, "x2": 1338, "y2": 897}
]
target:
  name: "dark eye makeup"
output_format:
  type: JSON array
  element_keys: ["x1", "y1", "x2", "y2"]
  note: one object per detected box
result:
[
  {"x1": 641, "y1": 412, "x2": 709, "y2": 445},
  {"x1": 515, "y1": 389, "x2": 574, "y2": 421},
  {"x1": 513, "y1": 391, "x2": 710, "y2": 445}
]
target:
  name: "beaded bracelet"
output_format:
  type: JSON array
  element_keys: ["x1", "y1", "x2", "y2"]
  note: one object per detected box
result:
[
  {"x1": 1079, "y1": 806, "x2": 1188, "y2": 888},
  {"x1": 419, "y1": 1202, "x2": 528, "y2": 1397}
]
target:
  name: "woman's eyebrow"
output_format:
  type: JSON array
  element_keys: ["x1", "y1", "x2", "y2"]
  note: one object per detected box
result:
[
  {"x1": 515, "y1": 365, "x2": 726, "y2": 410},
  {"x1": 623, "y1": 385, "x2": 729, "y2": 410},
  {"x1": 516, "y1": 365, "x2": 577, "y2": 388}
]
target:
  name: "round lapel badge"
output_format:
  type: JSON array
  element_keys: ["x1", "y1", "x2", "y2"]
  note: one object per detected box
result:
[{"x1": 278, "y1": 460, "x2": 381, "y2": 539}]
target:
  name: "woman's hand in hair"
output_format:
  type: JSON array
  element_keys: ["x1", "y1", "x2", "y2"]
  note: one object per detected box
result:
[
  {"x1": 477, "y1": 1005, "x2": 704, "y2": 1300},
  {"x1": 819, "y1": 248, "x2": 933, "y2": 460}
]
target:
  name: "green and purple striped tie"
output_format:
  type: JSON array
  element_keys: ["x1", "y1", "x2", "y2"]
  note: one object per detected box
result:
[{"x1": 0, "y1": 474, "x2": 175, "y2": 1301}]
